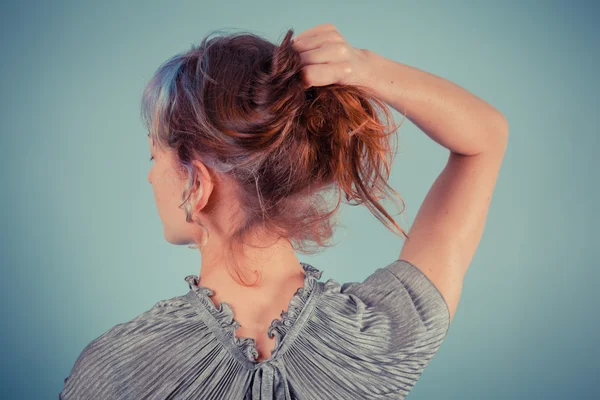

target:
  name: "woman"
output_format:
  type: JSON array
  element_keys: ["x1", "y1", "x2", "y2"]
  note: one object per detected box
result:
[{"x1": 60, "y1": 23, "x2": 508, "y2": 399}]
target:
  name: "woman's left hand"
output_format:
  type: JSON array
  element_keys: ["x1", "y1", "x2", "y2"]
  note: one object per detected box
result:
[{"x1": 291, "y1": 23, "x2": 373, "y2": 90}]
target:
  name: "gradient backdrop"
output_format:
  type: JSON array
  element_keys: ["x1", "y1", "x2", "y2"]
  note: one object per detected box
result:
[{"x1": 1, "y1": 0, "x2": 598, "y2": 399}]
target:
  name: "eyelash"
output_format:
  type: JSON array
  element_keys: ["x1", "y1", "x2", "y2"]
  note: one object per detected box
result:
[{"x1": 149, "y1": 155, "x2": 154, "y2": 161}]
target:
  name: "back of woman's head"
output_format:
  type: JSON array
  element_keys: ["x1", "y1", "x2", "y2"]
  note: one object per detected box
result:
[{"x1": 141, "y1": 27, "x2": 407, "y2": 272}]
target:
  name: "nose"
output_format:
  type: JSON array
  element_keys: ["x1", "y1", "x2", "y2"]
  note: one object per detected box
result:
[{"x1": 147, "y1": 169, "x2": 152, "y2": 184}]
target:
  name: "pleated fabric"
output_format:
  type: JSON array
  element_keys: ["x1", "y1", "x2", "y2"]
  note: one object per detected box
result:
[{"x1": 59, "y1": 259, "x2": 451, "y2": 400}]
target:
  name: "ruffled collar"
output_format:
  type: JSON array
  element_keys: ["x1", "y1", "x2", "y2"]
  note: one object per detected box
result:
[{"x1": 184, "y1": 262, "x2": 323, "y2": 364}]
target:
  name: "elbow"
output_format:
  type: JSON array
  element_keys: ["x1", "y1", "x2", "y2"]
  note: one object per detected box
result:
[
  {"x1": 489, "y1": 112, "x2": 509, "y2": 151},
  {"x1": 495, "y1": 112, "x2": 509, "y2": 135}
]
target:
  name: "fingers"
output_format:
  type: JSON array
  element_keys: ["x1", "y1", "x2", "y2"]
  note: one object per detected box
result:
[
  {"x1": 297, "y1": 43, "x2": 351, "y2": 67},
  {"x1": 292, "y1": 22, "x2": 338, "y2": 43},
  {"x1": 301, "y1": 63, "x2": 340, "y2": 88},
  {"x1": 292, "y1": 30, "x2": 345, "y2": 54},
  {"x1": 291, "y1": 23, "x2": 352, "y2": 88}
]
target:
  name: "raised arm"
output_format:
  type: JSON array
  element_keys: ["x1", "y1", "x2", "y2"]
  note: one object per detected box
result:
[{"x1": 362, "y1": 50, "x2": 509, "y2": 324}]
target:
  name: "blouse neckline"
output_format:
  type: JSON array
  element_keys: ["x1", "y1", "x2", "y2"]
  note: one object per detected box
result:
[{"x1": 183, "y1": 262, "x2": 324, "y2": 370}]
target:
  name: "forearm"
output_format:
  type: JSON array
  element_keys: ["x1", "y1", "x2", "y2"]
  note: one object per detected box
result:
[{"x1": 361, "y1": 49, "x2": 508, "y2": 155}]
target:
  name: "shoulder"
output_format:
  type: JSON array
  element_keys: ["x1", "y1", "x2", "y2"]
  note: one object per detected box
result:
[
  {"x1": 59, "y1": 295, "x2": 201, "y2": 399},
  {"x1": 318, "y1": 259, "x2": 451, "y2": 340},
  {"x1": 301, "y1": 259, "x2": 451, "y2": 398}
]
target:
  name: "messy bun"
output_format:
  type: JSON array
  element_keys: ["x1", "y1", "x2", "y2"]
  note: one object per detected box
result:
[{"x1": 141, "y1": 27, "x2": 407, "y2": 285}]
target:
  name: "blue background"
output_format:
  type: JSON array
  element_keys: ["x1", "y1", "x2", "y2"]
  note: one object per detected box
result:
[{"x1": 1, "y1": 0, "x2": 598, "y2": 398}]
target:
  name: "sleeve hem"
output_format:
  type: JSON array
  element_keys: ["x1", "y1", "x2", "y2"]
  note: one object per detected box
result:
[{"x1": 393, "y1": 259, "x2": 452, "y2": 337}]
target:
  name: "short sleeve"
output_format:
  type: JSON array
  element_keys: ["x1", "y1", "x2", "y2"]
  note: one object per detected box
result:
[
  {"x1": 59, "y1": 296, "x2": 196, "y2": 400},
  {"x1": 348, "y1": 258, "x2": 451, "y2": 346},
  {"x1": 58, "y1": 324, "x2": 132, "y2": 400},
  {"x1": 303, "y1": 259, "x2": 451, "y2": 399}
]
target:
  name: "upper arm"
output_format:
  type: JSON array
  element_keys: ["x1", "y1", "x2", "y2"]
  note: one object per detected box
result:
[{"x1": 399, "y1": 127, "x2": 508, "y2": 324}]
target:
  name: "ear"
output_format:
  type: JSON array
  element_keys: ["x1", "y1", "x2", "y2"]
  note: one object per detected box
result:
[{"x1": 190, "y1": 159, "x2": 216, "y2": 213}]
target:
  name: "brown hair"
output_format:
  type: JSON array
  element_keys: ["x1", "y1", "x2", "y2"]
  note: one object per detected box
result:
[{"x1": 141, "y1": 28, "x2": 408, "y2": 286}]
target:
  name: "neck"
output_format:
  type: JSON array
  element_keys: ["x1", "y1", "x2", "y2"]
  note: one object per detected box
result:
[{"x1": 197, "y1": 233, "x2": 305, "y2": 299}]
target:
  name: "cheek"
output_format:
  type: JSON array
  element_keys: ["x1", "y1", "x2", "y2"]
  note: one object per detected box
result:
[
  {"x1": 154, "y1": 170, "x2": 185, "y2": 215},
  {"x1": 150, "y1": 169, "x2": 166, "y2": 206}
]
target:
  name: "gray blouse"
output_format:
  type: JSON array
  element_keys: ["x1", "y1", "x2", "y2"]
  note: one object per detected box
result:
[{"x1": 59, "y1": 259, "x2": 451, "y2": 400}]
